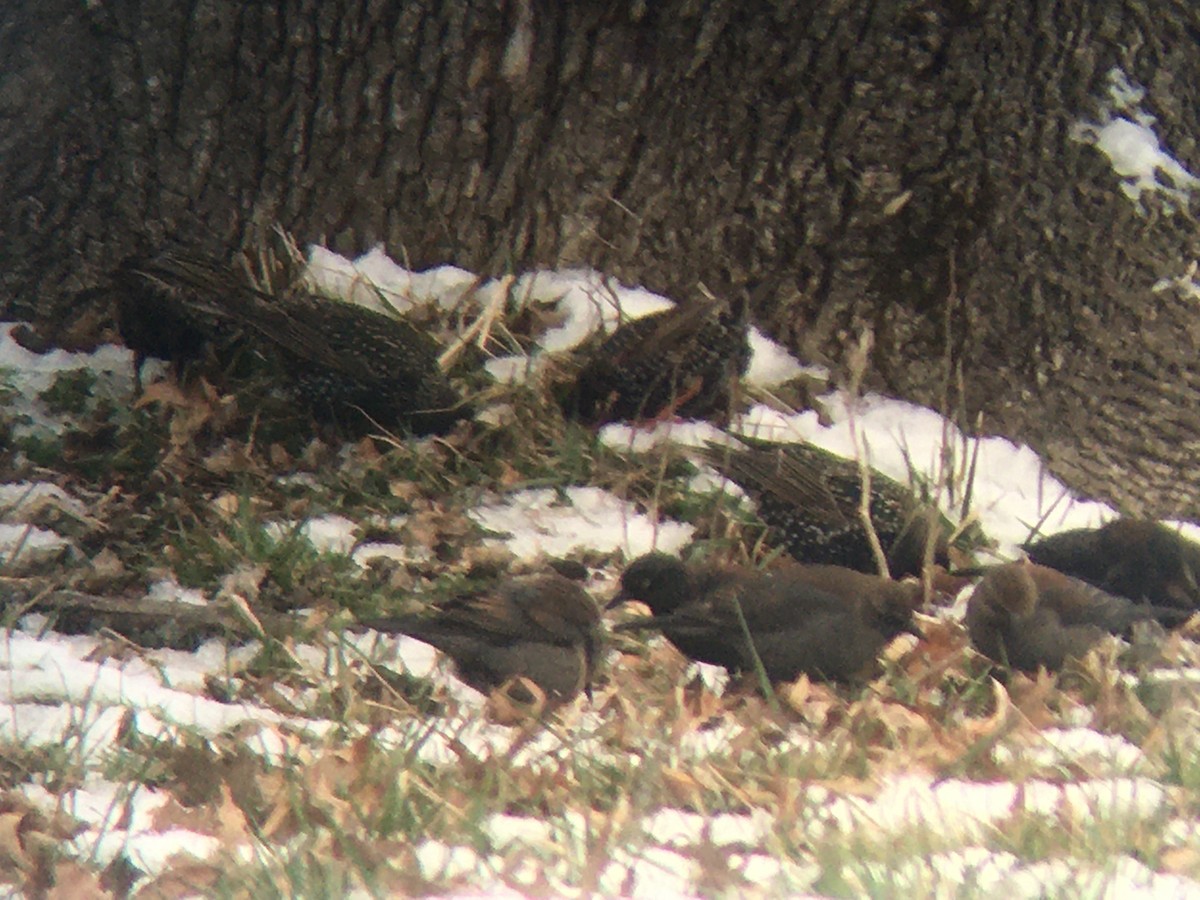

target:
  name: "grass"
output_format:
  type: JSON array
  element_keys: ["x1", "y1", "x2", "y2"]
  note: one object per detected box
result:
[{"x1": 3, "y1": 300, "x2": 1200, "y2": 897}]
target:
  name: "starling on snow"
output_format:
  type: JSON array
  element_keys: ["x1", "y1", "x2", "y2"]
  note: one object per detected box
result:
[
  {"x1": 565, "y1": 294, "x2": 750, "y2": 426},
  {"x1": 117, "y1": 251, "x2": 468, "y2": 435},
  {"x1": 694, "y1": 437, "x2": 949, "y2": 578},
  {"x1": 361, "y1": 573, "x2": 602, "y2": 702},
  {"x1": 1024, "y1": 519, "x2": 1200, "y2": 610},
  {"x1": 965, "y1": 560, "x2": 1194, "y2": 672},
  {"x1": 611, "y1": 552, "x2": 922, "y2": 683}
]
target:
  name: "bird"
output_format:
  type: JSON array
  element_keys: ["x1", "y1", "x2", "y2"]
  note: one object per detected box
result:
[
  {"x1": 116, "y1": 251, "x2": 469, "y2": 435},
  {"x1": 563, "y1": 294, "x2": 751, "y2": 426},
  {"x1": 1024, "y1": 519, "x2": 1200, "y2": 610},
  {"x1": 693, "y1": 437, "x2": 950, "y2": 578},
  {"x1": 360, "y1": 573, "x2": 603, "y2": 702},
  {"x1": 112, "y1": 258, "x2": 235, "y2": 388},
  {"x1": 965, "y1": 560, "x2": 1195, "y2": 672},
  {"x1": 610, "y1": 552, "x2": 923, "y2": 683}
]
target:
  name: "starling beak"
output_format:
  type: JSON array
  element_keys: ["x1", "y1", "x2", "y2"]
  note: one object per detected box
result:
[
  {"x1": 1024, "y1": 519, "x2": 1200, "y2": 610},
  {"x1": 612, "y1": 552, "x2": 922, "y2": 683},
  {"x1": 564, "y1": 295, "x2": 751, "y2": 426},
  {"x1": 362, "y1": 574, "x2": 603, "y2": 702},
  {"x1": 965, "y1": 560, "x2": 1194, "y2": 672},
  {"x1": 694, "y1": 437, "x2": 950, "y2": 578},
  {"x1": 117, "y1": 251, "x2": 469, "y2": 435}
]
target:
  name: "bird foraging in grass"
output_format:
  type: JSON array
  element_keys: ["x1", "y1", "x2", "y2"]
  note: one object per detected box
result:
[
  {"x1": 611, "y1": 552, "x2": 923, "y2": 683},
  {"x1": 361, "y1": 573, "x2": 603, "y2": 703},
  {"x1": 1024, "y1": 519, "x2": 1200, "y2": 611},
  {"x1": 117, "y1": 250, "x2": 470, "y2": 435},
  {"x1": 693, "y1": 437, "x2": 951, "y2": 578},
  {"x1": 965, "y1": 559, "x2": 1194, "y2": 672},
  {"x1": 563, "y1": 293, "x2": 751, "y2": 426}
]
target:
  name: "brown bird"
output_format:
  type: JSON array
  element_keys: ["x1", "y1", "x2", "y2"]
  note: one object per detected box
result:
[
  {"x1": 1024, "y1": 519, "x2": 1200, "y2": 610},
  {"x1": 610, "y1": 552, "x2": 922, "y2": 683},
  {"x1": 564, "y1": 294, "x2": 750, "y2": 426},
  {"x1": 693, "y1": 437, "x2": 951, "y2": 578},
  {"x1": 117, "y1": 251, "x2": 469, "y2": 435},
  {"x1": 965, "y1": 560, "x2": 1195, "y2": 672},
  {"x1": 361, "y1": 574, "x2": 603, "y2": 702}
]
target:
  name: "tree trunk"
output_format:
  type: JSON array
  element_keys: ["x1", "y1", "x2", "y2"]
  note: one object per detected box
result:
[{"x1": 3, "y1": 1, "x2": 1200, "y2": 518}]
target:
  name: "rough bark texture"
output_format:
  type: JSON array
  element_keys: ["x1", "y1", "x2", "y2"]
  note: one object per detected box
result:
[{"x1": 3, "y1": 1, "x2": 1200, "y2": 518}]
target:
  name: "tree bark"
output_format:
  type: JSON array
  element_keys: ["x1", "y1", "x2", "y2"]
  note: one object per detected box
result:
[{"x1": 3, "y1": 1, "x2": 1200, "y2": 518}]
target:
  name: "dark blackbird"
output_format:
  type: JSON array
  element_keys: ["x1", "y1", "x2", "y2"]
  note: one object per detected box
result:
[
  {"x1": 694, "y1": 437, "x2": 950, "y2": 578},
  {"x1": 965, "y1": 560, "x2": 1194, "y2": 672},
  {"x1": 1024, "y1": 519, "x2": 1200, "y2": 610},
  {"x1": 611, "y1": 552, "x2": 922, "y2": 682},
  {"x1": 564, "y1": 295, "x2": 750, "y2": 426},
  {"x1": 361, "y1": 574, "x2": 602, "y2": 702},
  {"x1": 118, "y1": 251, "x2": 469, "y2": 435}
]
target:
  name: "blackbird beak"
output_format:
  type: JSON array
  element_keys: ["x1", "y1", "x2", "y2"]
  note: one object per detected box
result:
[{"x1": 606, "y1": 590, "x2": 634, "y2": 610}]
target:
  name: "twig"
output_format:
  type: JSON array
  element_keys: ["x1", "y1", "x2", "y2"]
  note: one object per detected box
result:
[{"x1": 844, "y1": 328, "x2": 890, "y2": 579}]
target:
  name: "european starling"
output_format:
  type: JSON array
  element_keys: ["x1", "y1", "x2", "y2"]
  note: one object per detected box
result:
[
  {"x1": 112, "y1": 259, "x2": 235, "y2": 388},
  {"x1": 118, "y1": 251, "x2": 469, "y2": 435},
  {"x1": 564, "y1": 295, "x2": 751, "y2": 425},
  {"x1": 694, "y1": 437, "x2": 949, "y2": 578},
  {"x1": 1024, "y1": 519, "x2": 1200, "y2": 610},
  {"x1": 611, "y1": 552, "x2": 922, "y2": 682},
  {"x1": 965, "y1": 560, "x2": 1194, "y2": 672},
  {"x1": 361, "y1": 574, "x2": 602, "y2": 702}
]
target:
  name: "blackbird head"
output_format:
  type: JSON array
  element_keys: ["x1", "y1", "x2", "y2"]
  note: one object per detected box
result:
[
  {"x1": 1102, "y1": 519, "x2": 1200, "y2": 602},
  {"x1": 867, "y1": 580, "x2": 924, "y2": 639},
  {"x1": 974, "y1": 562, "x2": 1039, "y2": 620},
  {"x1": 611, "y1": 552, "x2": 694, "y2": 615}
]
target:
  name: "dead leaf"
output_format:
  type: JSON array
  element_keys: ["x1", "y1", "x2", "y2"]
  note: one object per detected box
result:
[
  {"x1": 202, "y1": 441, "x2": 262, "y2": 476},
  {"x1": 215, "y1": 784, "x2": 253, "y2": 845},
  {"x1": 389, "y1": 480, "x2": 421, "y2": 502},
  {"x1": 134, "y1": 861, "x2": 223, "y2": 897},
  {"x1": 661, "y1": 766, "x2": 704, "y2": 807},
  {"x1": 0, "y1": 811, "x2": 33, "y2": 871},
  {"x1": 44, "y1": 861, "x2": 108, "y2": 900},
  {"x1": 211, "y1": 493, "x2": 241, "y2": 518},
  {"x1": 779, "y1": 674, "x2": 812, "y2": 713},
  {"x1": 134, "y1": 380, "x2": 189, "y2": 410},
  {"x1": 1160, "y1": 845, "x2": 1200, "y2": 874},
  {"x1": 487, "y1": 677, "x2": 548, "y2": 724},
  {"x1": 269, "y1": 442, "x2": 292, "y2": 468}
]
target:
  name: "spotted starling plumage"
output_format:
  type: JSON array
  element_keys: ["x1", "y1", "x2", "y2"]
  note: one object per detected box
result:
[
  {"x1": 1024, "y1": 519, "x2": 1200, "y2": 610},
  {"x1": 564, "y1": 295, "x2": 751, "y2": 425},
  {"x1": 118, "y1": 251, "x2": 468, "y2": 435},
  {"x1": 361, "y1": 573, "x2": 603, "y2": 702},
  {"x1": 966, "y1": 560, "x2": 1194, "y2": 672},
  {"x1": 694, "y1": 437, "x2": 950, "y2": 578},
  {"x1": 611, "y1": 552, "x2": 922, "y2": 682}
]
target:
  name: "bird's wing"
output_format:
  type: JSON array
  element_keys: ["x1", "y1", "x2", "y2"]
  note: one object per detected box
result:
[
  {"x1": 1034, "y1": 574, "x2": 1146, "y2": 631},
  {"x1": 506, "y1": 576, "x2": 599, "y2": 643},
  {"x1": 696, "y1": 442, "x2": 851, "y2": 530},
  {"x1": 605, "y1": 296, "x2": 723, "y2": 364},
  {"x1": 705, "y1": 573, "x2": 849, "y2": 631},
  {"x1": 122, "y1": 251, "x2": 400, "y2": 384}
]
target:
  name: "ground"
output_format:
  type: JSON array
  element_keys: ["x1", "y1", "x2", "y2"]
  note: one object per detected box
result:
[{"x1": 2, "y1": 249, "x2": 1200, "y2": 898}]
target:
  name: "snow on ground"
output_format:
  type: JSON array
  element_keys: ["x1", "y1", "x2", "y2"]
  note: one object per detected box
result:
[{"x1": 5, "y1": 232, "x2": 1200, "y2": 893}]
